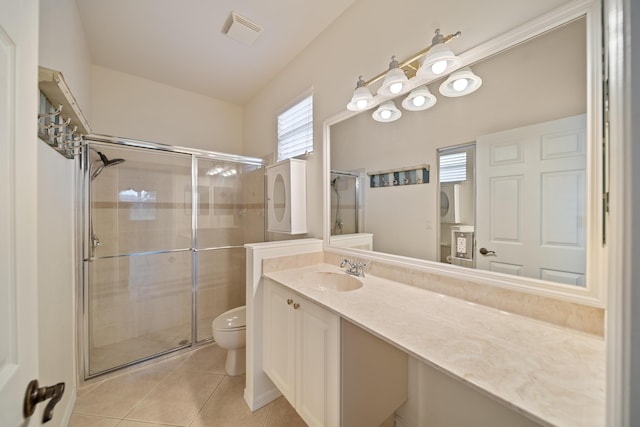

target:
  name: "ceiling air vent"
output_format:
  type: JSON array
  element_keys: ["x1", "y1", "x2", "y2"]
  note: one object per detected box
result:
[{"x1": 222, "y1": 11, "x2": 263, "y2": 46}]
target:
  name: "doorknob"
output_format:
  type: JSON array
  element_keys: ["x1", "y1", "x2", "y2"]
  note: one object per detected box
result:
[
  {"x1": 23, "y1": 379, "x2": 65, "y2": 423},
  {"x1": 479, "y1": 247, "x2": 496, "y2": 256}
]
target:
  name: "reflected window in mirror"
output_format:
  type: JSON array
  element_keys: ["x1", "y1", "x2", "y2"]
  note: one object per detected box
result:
[{"x1": 438, "y1": 144, "x2": 475, "y2": 267}]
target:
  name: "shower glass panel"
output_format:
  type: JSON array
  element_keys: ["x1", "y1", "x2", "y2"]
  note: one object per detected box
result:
[
  {"x1": 330, "y1": 172, "x2": 359, "y2": 235},
  {"x1": 194, "y1": 159, "x2": 263, "y2": 342},
  {"x1": 86, "y1": 144, "x2": 193, "y2": 376}
]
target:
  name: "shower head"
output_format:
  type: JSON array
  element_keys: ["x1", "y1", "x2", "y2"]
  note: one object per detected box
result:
[
  {"x1": 98, "y1": 151, "x2": 125, "y2": 167},
  {"x1": 91, "y1": 151, "x2": 126, "y2": 180}
]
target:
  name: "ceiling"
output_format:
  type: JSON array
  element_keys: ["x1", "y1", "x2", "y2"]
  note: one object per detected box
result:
[{"x1": 76, "y1": 0, "x2": 357, "y2": 105}]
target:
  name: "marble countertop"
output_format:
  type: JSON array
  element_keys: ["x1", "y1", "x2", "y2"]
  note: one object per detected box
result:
[{"x1": 263, "y1": 263, "x2": 605, "y2": 427}]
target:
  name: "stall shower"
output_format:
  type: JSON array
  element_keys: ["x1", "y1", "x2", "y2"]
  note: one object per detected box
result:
[
  {"x1": 330, "y1": 171, "x2": 359, "y2": 235},
  {"x1": 81, "y1": 138, "x2": 264, "y2": 378}
]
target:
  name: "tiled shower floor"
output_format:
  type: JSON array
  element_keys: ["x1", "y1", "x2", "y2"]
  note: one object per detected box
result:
[{"x1": 71, "y1": 344, "x2": 307, "y2": 427}]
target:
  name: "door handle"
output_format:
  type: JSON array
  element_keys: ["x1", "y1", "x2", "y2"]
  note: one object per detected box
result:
[
  {"x1": 479, "y1": 247, "x2": 496, "y2": 256},
  {"x1": 23, "y1": 379, "x2": 65, "y2": 423}
]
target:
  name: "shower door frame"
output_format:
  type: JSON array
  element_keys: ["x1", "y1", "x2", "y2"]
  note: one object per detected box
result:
[{"x1": 77, "y1": 134, "x2": 264, "y2": 380}]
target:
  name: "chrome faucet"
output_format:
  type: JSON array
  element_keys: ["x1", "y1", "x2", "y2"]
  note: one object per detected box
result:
[{"x1": 340, "y1": 258, "x2": 368, "y2": 277}]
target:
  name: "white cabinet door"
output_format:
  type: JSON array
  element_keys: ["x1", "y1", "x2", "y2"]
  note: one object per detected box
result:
[
  {"x1": 296, "y1": 297, "x2": 340, "y2": 427},
  {"x1": 266, "y1": 159, "x2": 307, "y2": 234},
  {"x1": 263, "y1": 279, "x2": 296, "y2": 404},
  {"x1": 266, "y1": 161, "x2": 292, "y2": 233},
  {"x1": 262, "y1": 280, "x2": 340, "y2": 427}
]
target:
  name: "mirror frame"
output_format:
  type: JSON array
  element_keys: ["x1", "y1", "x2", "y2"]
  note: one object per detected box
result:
[{"x1": 322, "y1": 0, "x2": 605, "y2": 307}]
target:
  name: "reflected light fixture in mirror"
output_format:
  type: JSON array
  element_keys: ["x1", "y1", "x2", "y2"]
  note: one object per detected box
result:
[
  {"x1": 439, "y1": 67, "x2": 483, "y2": 97},
  {"x1": 372, "y1": 101, "x2": 402, "y2": 122},
  {"x1": 416, "y1": 29, "x2": 463, "y2": 79},
  {"x1": 377, "y1": 56, "x2": 414, "y2": 96},
  {"x1": 345, "y1": 28, "x2": 468, "y2": 115},
  {"x1": 347, "y1": 76, "x2": 376, "y2": 111},
  {"x1": 401, "y1": 85, "x2": 437, "y2": 111}
]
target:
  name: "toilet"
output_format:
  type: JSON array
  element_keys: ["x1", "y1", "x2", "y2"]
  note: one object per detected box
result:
[{"x1": 212, "y1": 305, "x2": 246, "y2": 376}]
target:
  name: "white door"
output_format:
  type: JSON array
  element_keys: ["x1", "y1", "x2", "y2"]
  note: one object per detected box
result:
[
  {"x1": 0, "y1": 0, "x2": 40, "y2": 425},
  {"x1": 476, "y1": 114, "x2": 586, "y2": 285}
]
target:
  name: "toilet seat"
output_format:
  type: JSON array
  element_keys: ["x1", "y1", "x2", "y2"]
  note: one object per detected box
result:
[{"x1": 213, "y1": 305, "x2": 246, "y2": 331}]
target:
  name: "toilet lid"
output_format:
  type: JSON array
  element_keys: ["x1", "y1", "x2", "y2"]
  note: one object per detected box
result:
[{"x1": 213, "y1": 305, "x2": 246, "y2": 330}]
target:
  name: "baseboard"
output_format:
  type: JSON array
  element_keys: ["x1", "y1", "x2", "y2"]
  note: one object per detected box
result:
[
  {"x1": 58, "y1": 387, "x2": 76, "y2": 426},
  {"x1": 244, "y1": 386, "x2": 282, "y2": 412}
]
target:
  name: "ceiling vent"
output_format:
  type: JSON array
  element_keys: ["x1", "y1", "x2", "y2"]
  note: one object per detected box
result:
[{"x1": 222, "y1": 11, "x2": 263, "y2": 46}]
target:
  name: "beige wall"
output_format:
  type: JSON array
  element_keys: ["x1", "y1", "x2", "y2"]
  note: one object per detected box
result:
[{"x1": 90, "y1": 66, "x2": 243, "y2": 153}]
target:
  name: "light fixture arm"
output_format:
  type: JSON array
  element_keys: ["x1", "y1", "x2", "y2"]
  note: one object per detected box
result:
[{"x1": 362, "y1": 30, "x2": 461, "y2": 88}]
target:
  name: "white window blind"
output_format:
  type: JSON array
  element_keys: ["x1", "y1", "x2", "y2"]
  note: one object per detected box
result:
[
  {"x1": 277, "y1": 95, "x2": 313, "y2": 161},
  {"x1": 439, "y1": 152, "x2": 467, "y2": 183}
]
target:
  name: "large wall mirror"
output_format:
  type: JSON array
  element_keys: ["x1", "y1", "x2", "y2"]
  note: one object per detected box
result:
[{"x1": 324, "y1": 0, "x2": 605, "y2": 305}]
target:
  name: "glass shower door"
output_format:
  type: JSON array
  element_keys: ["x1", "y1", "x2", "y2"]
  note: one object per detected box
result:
[
  {"x1": 194, "y1": 158, "x2": 264, "y2": 342},
  {"x1": 330, "y1": 172, "x2": 359, "y2": 235},
  {"x1": 86, "y1": 144, "x2": 193, "y2": 376}
]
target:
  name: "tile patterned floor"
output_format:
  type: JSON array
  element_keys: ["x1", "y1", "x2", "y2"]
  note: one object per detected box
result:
[{"x1": 70, "y1": 344, "x2": 307, "y2": 427}]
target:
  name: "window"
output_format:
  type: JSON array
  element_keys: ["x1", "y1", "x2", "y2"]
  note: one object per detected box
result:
[
  {"x1": 277, "y1": 94, "x2": 313, "y2": 161},
  {"x1": 439, "y1": 152, "x2": 467, "y2": 183}
]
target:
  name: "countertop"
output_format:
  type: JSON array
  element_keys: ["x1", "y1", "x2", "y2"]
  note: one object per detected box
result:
[{"x1": 263, "y1": 263, "x2": 605, "y2": 427}]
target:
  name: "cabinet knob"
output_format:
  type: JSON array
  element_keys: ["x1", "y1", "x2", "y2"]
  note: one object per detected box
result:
[
  {"x1": 293, "y1": 303, "x2": 300, "y2": 310},
  {"x1": 287, "y1": 299, "x2": 293, "y2": 305}
]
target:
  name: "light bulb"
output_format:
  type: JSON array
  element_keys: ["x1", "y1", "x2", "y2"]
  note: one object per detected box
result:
[
  {"x1": 412, "y1": 96, "x2": 426, "y2": 107},
  {"x1": 356, "y1": 99, "x2": 368, "y2": 109},
  {"x1": 431, "y1": 60, "x2": 448, "y2": 75},
  {"x1": 453, "y1": 78, "x2": 469, "y2": 92},
  {"x1": 380, "y1": 109, "x2": 392, "y2": 120},
  {"x1": 389, "y1": 82, "x2": 403, "y2": 94}
]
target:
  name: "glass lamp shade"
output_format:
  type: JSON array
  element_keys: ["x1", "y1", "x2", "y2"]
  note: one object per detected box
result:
[
  {"x1": 377, "y1": 57, "x2": 414, "y2": 96},
  {"x1": 439, "y1": 67, "x2": 482, "y2": 97},
  {"x1": 401, "y1": 86, "x2": 437, "y2": 111},
  {"x1": 372, "y1": 101, "x2": 402, "y2": 123},
  {"x1": 347, "y1": 76, "x2": 376, "y2": 111},
  {"x1": 417, "y1": 44, "x2": 462, "y2": 79},
  {"x1": 347, "y1": 86, "x2": 375, "y2": 111}
]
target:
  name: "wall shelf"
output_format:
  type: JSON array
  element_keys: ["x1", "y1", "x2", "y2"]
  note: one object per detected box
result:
[{"x1": 367, "y1": 164, "x2": 430, "y2": 188}]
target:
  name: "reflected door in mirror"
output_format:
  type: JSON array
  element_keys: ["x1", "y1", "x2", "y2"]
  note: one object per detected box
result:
[{"x1": 475, "y1": 114, "x2": 586, "y2": 285}]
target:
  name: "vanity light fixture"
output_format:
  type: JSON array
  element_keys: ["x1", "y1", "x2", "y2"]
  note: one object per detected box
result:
[
  {"x1": 439, "y1": 67, "x2": 482, "y2": 97},
  {"x1": 401, "y1": 85, "x2": 437, "y2": 111},
  {"x1": 346, "y1": 28, "x2": 462, "y2": 114},
  {"x1": 377, "y1": 56, "x2": 414, "y2": 96},
  {"x1": 372, "y1": 101, "x2": 402, "y2": 122},
  {"x1": 347, "y1": 76, "x2": 376, "y2": 111}
]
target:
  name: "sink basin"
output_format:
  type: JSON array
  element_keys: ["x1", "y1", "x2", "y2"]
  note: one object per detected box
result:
[{"x1": 302, "y1": 271, "x2": 363, "y2": 292}]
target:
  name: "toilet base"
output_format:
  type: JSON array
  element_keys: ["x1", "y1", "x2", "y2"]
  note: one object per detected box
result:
[{"x1": 225, "y1": 348, "x2": 246, "y2": 376}]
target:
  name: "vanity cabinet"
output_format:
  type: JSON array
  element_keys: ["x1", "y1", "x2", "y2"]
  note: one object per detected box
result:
[
  {"x1": 266, "y1": 159, "x2": 307, "y2": 234},
  {"x1": 263, "y1": 278, "x2": 340, "y2": 427}
]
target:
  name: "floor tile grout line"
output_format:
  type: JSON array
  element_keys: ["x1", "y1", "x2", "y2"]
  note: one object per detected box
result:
[
  {"x1": 117, "y1": 347, "x2": 202, "y2": 422},
  {"x1": 187, "y1": 373, "x2": 229, "y2": 427},
  {"x1": 263, "y1": 398, "x2": 275, "y2": 427},
  {"x1": 119, "y1": 367, "x2": 175, "y2": 422}
]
